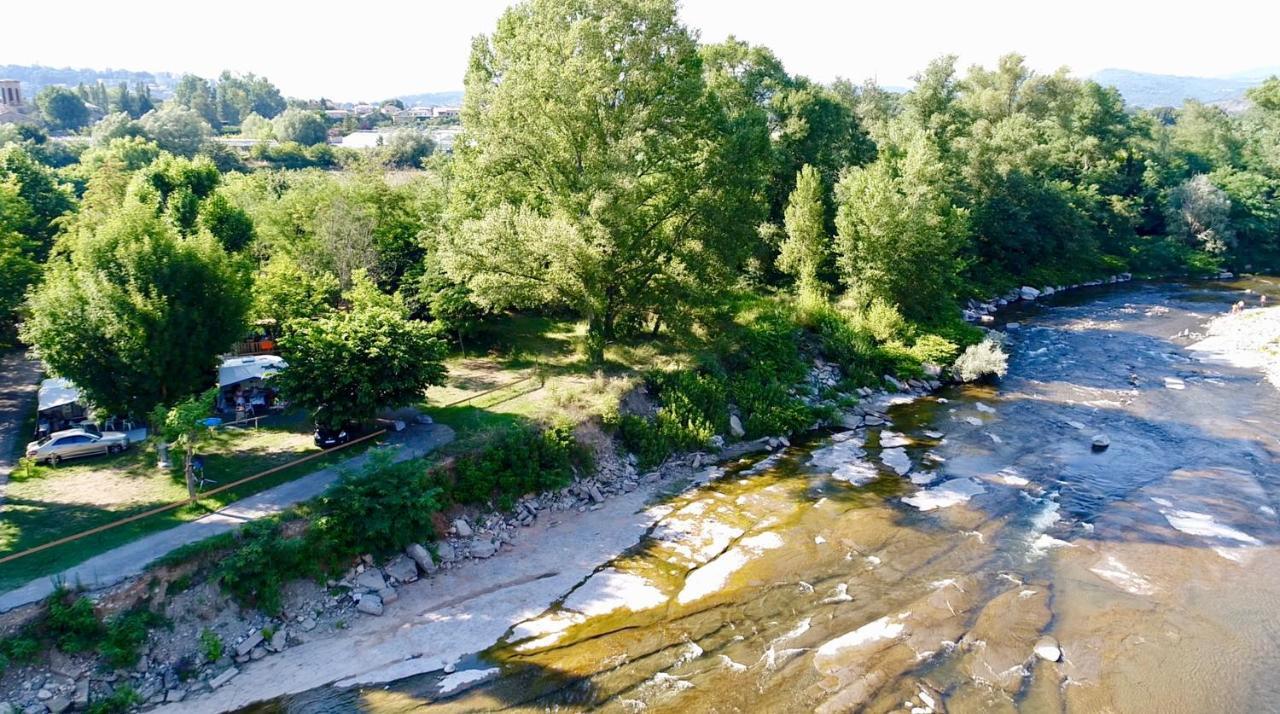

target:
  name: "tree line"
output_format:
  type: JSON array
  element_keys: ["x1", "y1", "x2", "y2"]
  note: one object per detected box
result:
[{"x1": 2, "y1": 0, "x2": 1279, "y2": 428}]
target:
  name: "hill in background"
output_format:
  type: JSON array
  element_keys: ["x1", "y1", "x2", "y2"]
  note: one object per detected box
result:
[{"x1": 1091, "y1": 67, "x2": 1279, "y2": 111}]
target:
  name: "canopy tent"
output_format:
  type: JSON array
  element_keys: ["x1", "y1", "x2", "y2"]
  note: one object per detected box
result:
[
  {"x1": 217, "y1": 355, "x2": 287, "y2": 388},
  {"x1": 37, "y1": 378, "x2": 82, "y2": 413}
]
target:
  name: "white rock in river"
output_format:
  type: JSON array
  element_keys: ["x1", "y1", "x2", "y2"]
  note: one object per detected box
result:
[
  {"x1": 1092, "y1": 434, "x2": 1110, "y2": 449},
  {"x1": 881, "y1": 447, "x2": 911, "y2": 475},
  {"x1": 1020, "y1": 286, "x2": 1041, "y2": 300},
  {"x1": 1034, "y1": 635, "x2": 1062, "y2": 662},
  {"x1": 453, "y1": 519, "x2": 474, "y2": 537},
  {"x1": 729, "y1": 414, "x2": 746, "y2": 438}
]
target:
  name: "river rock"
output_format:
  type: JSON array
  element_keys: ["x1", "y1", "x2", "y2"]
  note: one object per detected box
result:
[
  {"x1": 729, "y1": 414, "x2": 746, "y2": 438},
  {"x1": 165, "y1": 688, "x2": 187, "y2": 703},
  {"x1": 1034, "y1": 635, "x2": 1062, "y2": 662},
  {"x1": 378, "y1": 587, "x2": 398, "y2": 605},
  {"x1": 234, "y1": 632, "x2": 263, "y2": 658},
  {"x1": 209, "y1": 667, "x2": 239, "y2": 689},
  {"x1": 587, "y1": 484, "x2": 605, "y2": 504},
  {"x1": 436, "y1": 541, "x2": 457, "y2": 562},
  {"x1": 45, "y1": 696, "x2": 69, "y2": 714},
  {"x1": 268, "y1": 628, "x2": 287, "y2": 653},
  {"x1": 354, "y1": 568, "x2": 388, "y2": 592},
  {"x1": 47, "y1": 650, "x2": 82, "y2": 680},
  {"x1": 471, "y1": 539, "x2": 498, "y2": 559},
  {"x1": 863, "y1": 415, "x2": 885, "y2": 427},
  {"x1": 356, "y1": 595, "x2": 384, "y2": 616},
  {"x1": 838, "y1": 412, "x2": 863, "y2": 430},
  {"x1": 405, "y1": 543, "x2": 437, "y2": 573},
  {"x1": 452, "y1": 519, "x2": 474, "y2": 537},
  {"x1": 1006, "y1": 322, "x2": 1021, "y2": 331},
  {"x1": 1020, "y1": 286, "x2": 1041, "y2": 300},
  {"x1": 1092, "y1": 434, "x2": 1110, "y2": 450},
  {"x1": 384, "y1": 555, "x2": 418, "y2": 583}
]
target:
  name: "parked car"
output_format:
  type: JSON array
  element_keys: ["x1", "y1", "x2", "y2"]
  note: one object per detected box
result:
[
  {"x1": 25, "y1": 428, "x2": 130, "y2": 465},
  {"x1": 313, "y1": 423, "x2": 362, "y2": 449}
]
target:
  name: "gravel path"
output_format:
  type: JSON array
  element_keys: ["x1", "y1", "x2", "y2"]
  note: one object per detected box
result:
[{"x1": 0, "y1": 423, "x2": 454, "y2": 613}]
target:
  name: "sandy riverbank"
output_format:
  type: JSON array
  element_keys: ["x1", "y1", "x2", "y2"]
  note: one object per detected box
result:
[{"x1": 1190, "y1": 306, "x2": 1280, "y2": 391}]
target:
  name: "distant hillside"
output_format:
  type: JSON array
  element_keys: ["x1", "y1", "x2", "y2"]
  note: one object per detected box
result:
[
  {"x1": 1091, "y1": 68, "x2": 1261, "y2": 110},
  {"x1": 0, "y1": 64, "x2": 179, "y2": 97},
  {"x1": 396, "y1": 90, "x2": 463, "y2": 107}
]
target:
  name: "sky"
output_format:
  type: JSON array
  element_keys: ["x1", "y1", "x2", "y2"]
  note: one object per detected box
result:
[{"x1": 3, "y1": 0, "x2": 1278, "y2": 101}]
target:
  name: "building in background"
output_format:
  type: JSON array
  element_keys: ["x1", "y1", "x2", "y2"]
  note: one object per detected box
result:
[{"x1": 0, "y1": 79, "x2": 35, "y2": 125}]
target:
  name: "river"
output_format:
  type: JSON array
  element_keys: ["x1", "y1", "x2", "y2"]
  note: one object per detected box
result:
[{"x1": 249, "y1": 279, "x2": 1280, "y2": 713}]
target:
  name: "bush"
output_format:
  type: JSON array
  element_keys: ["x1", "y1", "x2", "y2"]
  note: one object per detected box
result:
[
  {"x1": 99, "y1": 609, "x2": 167, "y2": 669},
  {"x1": 217, "y1": 520, "x2": 313, "y2": 613},
  {"x1": 45, "y1": 590, "x2": 103, "y2": 654},
  {"x1": 952, "y1": 338, "x2": 1009, "y2": 382},
  {"x1": 441, "y1": 423, "x2": 582, "y2": 510},
  {"x1": 313, "y1": 454, "x2": 443, "y2": 559},
  {"x1": 199, "y1": 629, "x2": 223, "y2": 663},
  {"x1": 614, "y1": 413, "x2": 671, "y2": 468}
]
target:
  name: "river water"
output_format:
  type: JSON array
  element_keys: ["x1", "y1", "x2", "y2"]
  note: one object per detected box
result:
[{"x1": 253, "y1": 279, "x2": 1280, "y2": 713}]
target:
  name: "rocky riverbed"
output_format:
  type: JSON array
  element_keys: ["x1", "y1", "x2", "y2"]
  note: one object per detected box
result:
[{"x1": 237, "y1": 278, "x2": 1280, "y2": 714}]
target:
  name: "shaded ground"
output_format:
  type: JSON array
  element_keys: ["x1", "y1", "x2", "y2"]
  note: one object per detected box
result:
[{"x1": 0, "y1": 350, "x2": 42, "y2": 501}]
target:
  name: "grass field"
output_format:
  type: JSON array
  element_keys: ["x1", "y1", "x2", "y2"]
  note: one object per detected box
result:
[{"x1": 0, "y1": 410, "x2": 385, "y2": 591}]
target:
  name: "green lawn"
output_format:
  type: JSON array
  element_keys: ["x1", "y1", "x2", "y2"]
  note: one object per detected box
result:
[{"x1": 0, "y1": 410, "x2": 386, "y2": 591}]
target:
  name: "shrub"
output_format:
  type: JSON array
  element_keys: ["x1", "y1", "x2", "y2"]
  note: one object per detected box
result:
[
  {"x1": 850, "y1": 298, "x2": 911, "y2": 344},
  {"x1": 952, "y1": 338, "x2": 1009, "y2": 382},
  {"x1": 909, "y1": 333, "x2": 961, "y2": 366},
  {"x1": 314, "y1": 454, "x2": 443, "y2": 559},
  {"x1": 44, "y1": 590, "x2": 103, "y2": 654},
  {"x1": 99, "y1": 609, "x2": 167, "y2": 669},
  {"x1": 216, "y1": 520, "x2": 313, "y2": 614},
  {"x1": 199, "y1": 629, "x2": 223, "y2": 663},
  {"x1": 614, "y1": 413, "x2": 671, "y2": 468},
  {"x1": 442, "y1": 424, "x2": 581, "y2": 510}
]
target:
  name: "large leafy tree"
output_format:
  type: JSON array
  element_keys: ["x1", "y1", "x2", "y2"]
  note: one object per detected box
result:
[
  {"x1": 0, "y1": 183, "x2": 39, "y2": 343},
  {"x1": 139, "y1": 104, "x2": 212, "y2": 157},
  {"x1": 778, "y1": 164, "x2": 828, "y2": 295},
  {"x1": 0, "y1": 145, "x2": 76, "y2": 257},
  {"x1": 444, "y1": 0, "x2": 763, "y2": 361},
  {"x1": 21, "y1": 202, "x2": 250, "y2": 416},
  {"x1": 272, "y1": 109, "x2": 328, "y2": 146},
  {"x1": 835, "y1": 128, "x2": 968, "y2": 320},
  {"x1": 172, "y1": 75, "x2": 221, "y2": 129},
  {"x1": 274, "y1": 277, "x2": 446, "y2": 427},
  {"x1": 36, "y1": 87, "x2": 91, "y2": 132}
]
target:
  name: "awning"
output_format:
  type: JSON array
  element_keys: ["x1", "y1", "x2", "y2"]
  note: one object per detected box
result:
[
  {"x1": 217, "y1": 355, "x2": 287, "y2": 388},
  {"x1": 37, "y1": 377, "x2": 82, "y2": 412}
]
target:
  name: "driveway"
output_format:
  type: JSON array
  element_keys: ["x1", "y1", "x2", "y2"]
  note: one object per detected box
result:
[{"x1": 0, "y1": 350, "x2": 42, "y2": 500}]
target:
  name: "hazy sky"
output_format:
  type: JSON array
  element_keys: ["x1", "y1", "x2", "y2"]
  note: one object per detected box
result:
[{"x1": 4, "y1": 0, "x2": 1277, "y2": 101}]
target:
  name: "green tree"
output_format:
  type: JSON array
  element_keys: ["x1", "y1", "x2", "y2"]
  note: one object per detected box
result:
[
  {"x1": 36, "y1": 87, "x2": 91, "y2": 132},
  {"x1": 0, "y1": 183, "x2": 39, "y2": 343},
  {"x1": 834, "y1": 128, "x2": 968, "y2": 320},
  {"x1": 171, "y1": 75, "x2": 220, "y2": 128},
  {"x1": 274, "y1": 278, "x2": 446, "y2": 427},
  {"x1": 0, "y1": 145, "x2": 76, "y2": 256},
  {"x1": 777, "y1": 164, "x2": 828, "y2": 295},
  {"x1": 1164, "y1": 174, "x2": 1236, "y2": 257},
  {"x1": 152, "y1": 388, "x2": 218, "y2": 498},
  {"x1": 91, "y1": 112, "x2": 146, "y2": 145},
  {"x1": 21, "y1": 203, "x2": 250, "y2": 416},
  {"x1": 251, "y1": 256, "x2": 340, "y2": 324},
  {"x1": 272, "y1": 108, "x2": 328, "y2": 146},
  {"x1": 139, "y1": 104, "x2": 212, "y2": 157},
  {"x1": 379, "y1": 129, "x2": 435, "y2": 168},
  {"x1": 445, "y1": 0, "x2": 762, "y2": 361}
]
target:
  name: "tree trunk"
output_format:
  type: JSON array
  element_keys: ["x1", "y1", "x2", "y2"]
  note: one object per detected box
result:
[
  {"x1": 586, "y1": 314, "x2": 606, "y2": 365},
  {"x1": 183, "y1": 443, "x2": 196, "y2": 499}
]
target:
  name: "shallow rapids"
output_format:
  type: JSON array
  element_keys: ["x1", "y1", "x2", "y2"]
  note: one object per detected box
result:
[{"x1": 250, "y1": 279, "x2": 1280, "y2": 714}]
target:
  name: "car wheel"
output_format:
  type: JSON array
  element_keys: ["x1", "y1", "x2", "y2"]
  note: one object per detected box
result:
[
  {"x1": 48, "y1": 455, "x2": 61, "y2": 467},
  {"x1": 108, "y1": 444, "x2": 122, "y2": 455}
]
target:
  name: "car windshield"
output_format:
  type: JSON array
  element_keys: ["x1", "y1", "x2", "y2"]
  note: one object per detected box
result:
[{"x1": 35, "y1": 435, "x2": 51, "y2": 446}]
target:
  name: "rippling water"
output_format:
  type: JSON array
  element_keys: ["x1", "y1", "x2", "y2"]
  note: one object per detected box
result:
[{"x1": 248, "y1": 279, "x2": 1280, "y2": 713}]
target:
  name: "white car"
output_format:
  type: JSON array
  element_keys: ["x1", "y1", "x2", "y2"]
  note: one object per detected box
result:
[{"x1": 25, "y1": 428, "x2": 130, "y2": 465}]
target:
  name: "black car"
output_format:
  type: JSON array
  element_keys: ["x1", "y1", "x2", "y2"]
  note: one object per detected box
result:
[{"x1": 313, "y1": 423, "x2": 361, "y2": 449}]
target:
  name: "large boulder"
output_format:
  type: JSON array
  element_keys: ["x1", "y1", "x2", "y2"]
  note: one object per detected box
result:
[
  {"x1": 356, "y1": 594, "x2": 384, "y2": 616},
  {"x1": 354, "y1": 568, "x2": 388, "y2": 593},
  {"x1": 405, "y1": 543, "x2": 437, "y2": 573},
  {"x1": 728, "y1": 414, "x2": 746, "y2": 438},
  {"x1": 471, "y1": 540, "x2": 499, "y2": 559},
  {"x1": 1020, "y1": 286, "x2": 1041, "y2": 300},
  {"x1": 452, "y1": 519, "x2": 474, "y2": 537}
]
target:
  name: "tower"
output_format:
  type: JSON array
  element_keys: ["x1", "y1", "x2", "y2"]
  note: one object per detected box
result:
[{"x1": 0, "y1": 80, "x2": 21, "y2": 107}]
